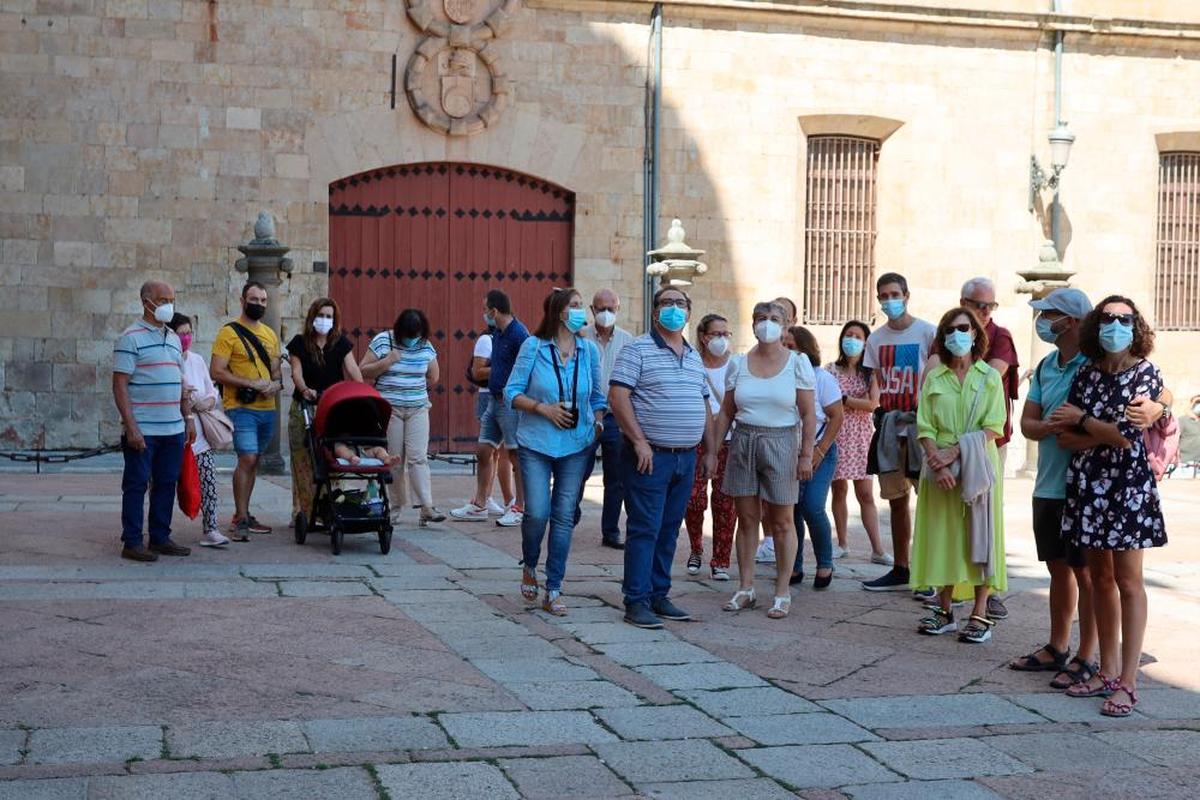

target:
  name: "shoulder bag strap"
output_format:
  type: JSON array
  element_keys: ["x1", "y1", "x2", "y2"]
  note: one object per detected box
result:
[{"x1": 226, "y1": 322, "x2": 271, "y2": 369}]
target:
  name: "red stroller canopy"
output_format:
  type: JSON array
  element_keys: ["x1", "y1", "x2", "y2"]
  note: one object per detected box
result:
[{"x1": 313, "y1": 381, "x2": 392, "y2": 439}]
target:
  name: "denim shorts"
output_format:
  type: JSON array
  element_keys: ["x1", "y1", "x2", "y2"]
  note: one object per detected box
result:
[
  {"x1": 479, "y1": 394, "x2": 519, "y2": 449},
  {"x1": 475, "y1": 391, "x2": 491, "y2": 421},
  {"x1": 227, "y1": 407, "x2": 276, "y2": 456}
]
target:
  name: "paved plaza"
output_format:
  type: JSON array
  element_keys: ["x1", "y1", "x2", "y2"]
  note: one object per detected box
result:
[{"x1": 2, "y1": 467, "x2": 1199, "y2": 799}]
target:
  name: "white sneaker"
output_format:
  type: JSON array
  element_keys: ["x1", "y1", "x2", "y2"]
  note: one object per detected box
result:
[
  {"x1": 451, "y1": 502, "x2": 488, "y2": 522},
  {"x1": 199, "y1": 530, "x2": 230, "y2": 548},
  {"x1": 832, "y1": 545, "x2": 850, "y2": 559},
  {"x1": 871, "y1": 552, "x2": 895, "y2": 566},
  {"x1": 496, "y1": 508, "x2": 523, "y2": 527},
  {"x1": 755, "y1": 539, "x2": 776, "y2": 564},
  {"x1": 485, "y1": 497, "x2": 507, "y2": 516}
]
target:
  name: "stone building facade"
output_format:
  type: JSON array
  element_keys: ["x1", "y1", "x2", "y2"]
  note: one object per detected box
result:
[{"x1": 2, "y1": 0, "x2": 1200, "y2": 466}]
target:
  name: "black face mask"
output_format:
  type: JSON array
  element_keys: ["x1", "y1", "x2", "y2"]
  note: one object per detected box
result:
[{"x1": 244, "y1": 302, "x2": 266, "y2": 321}]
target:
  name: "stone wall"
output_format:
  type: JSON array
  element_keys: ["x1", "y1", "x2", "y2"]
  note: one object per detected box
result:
[{"x1": 2, "y1": 0, "x2": 1200, "y2": 459}]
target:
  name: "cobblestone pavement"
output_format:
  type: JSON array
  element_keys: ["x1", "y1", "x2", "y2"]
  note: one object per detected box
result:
[{"x1": 2, "y1": 468, "x2": 1199, "y2": 799}]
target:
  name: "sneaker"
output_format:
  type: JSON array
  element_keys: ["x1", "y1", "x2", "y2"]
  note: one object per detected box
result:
[
  {"x1": 624, "y1": 602, "x2": 664, "y2": 629},
  {"x1": 832, "y1": 545, "x2": 850, "y2": 559},
  {"x1": 912, "y1": 587, "x2": 937, "y2": 601},
  {"x1": 651, "y1": 597, "x2": 692, "y2": 621},
  {"x1": 686, "y1": 553, "x2": 702, "y2": 575},
  {"x1": 451, "y1": 502, "x2": 488, "y2": 521},
  {"x1": 862, "y1": 567, "x2": 910, "y2": 592},
  {"x1": 485, "y1": 497, "x2": 507, "y2": 516},
  {"x1": 148, "y1": 539, "x2": 191, "y2": 557},
  {"x1": 121, "y1": 546, "x2": 158, "y2": 562},
  {"x1": 199, "y1": 530, "x2": 230, "y2": 548},
  {"x1": 923, "y1": 598, "x2": 969, "y2": 611},
  {"x1": 231, "y1": 518, "x2": 251, "y2": 542},
  {"x1": 496, "y1": 507, "x2": 523, "y2": 527},
  {"x1": 711, "y1": 566, "x2": 731, "y2": 581},
  {"x1": 755, "y1": 539, "x2": 776, "y2": 564},
  {"x1": 230, "y1": 515, "x2": 271, "y2": 534},
  {"x1": 986, "y1": 595, "x2": 1009, "y2": 621},
  {"x1": 871, "y1": 551, "x2": 895, "y2": 566}
]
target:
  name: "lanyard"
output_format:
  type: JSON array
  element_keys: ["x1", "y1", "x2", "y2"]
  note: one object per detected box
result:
[{"x1": 550, "y1": 339, "x2": 581, "y2": 409}]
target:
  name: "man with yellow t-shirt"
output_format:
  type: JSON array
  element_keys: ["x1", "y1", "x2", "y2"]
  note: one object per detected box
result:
[{"x1": 210, "y1": 281, "x2": 282, "y2": 541}]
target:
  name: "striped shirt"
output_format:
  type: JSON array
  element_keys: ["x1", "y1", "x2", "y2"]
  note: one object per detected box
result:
[
  {"x1": 113, "y1": 318, "x2": 185, "y2": 435},
  {"x1": 610, "y1": 329, "x2": 710, "y2": 448},
  {"x1": 369, "y1": 332, "x2": 437, "y2": 408}
]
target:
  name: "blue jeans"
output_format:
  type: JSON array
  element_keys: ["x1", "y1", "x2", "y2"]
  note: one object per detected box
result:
[
  {"x1": 574, "y1": 412, "x2": 625, "y2": 540},
  {"x1": 227, "y1": 407, "x2": 276, "y2": 456},
  {"x1": 518, "y1": 446, "x2": 593, "y2": 593},
  {"x1": 622, "y1": 446, "x2": 697, "y2": 608},
  {"x1": 793, "y1": 441, "x2": 838, "y2": 573},
  {"x1": 121, "y1": 432, "x2": 185, "y2": 548}
]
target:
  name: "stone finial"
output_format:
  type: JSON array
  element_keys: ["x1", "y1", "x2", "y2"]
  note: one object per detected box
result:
[
  {"x1": 647, "y1": 217, "x2": 708, "y2": 287},
  {"x1": 253, "y1": 210, "x2": 276, "y2": 243}
]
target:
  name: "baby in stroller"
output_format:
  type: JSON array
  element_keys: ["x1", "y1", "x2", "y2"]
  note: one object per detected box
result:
[{"x1": 333, "y1": 441, "x2": 399, "y2": 467}]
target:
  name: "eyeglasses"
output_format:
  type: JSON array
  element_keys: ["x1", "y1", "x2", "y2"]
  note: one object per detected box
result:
[
  {"x1": 1099, "y1": 312, "x2": 1134, "y2": 326},
  {"x1": 656, "y1": 299, "x2": 689, "y2": 309},
  {"x1": 705, "y1": 331, "x2": 732, "y2": 338},
  {"x1": 962, "y1": 299, "x2": 999, "y2": 312},
  {"x1": 948, "y1": 323, "x2": 973, "y2": 333}
]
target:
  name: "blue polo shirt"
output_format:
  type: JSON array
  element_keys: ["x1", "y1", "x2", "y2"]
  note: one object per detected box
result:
[
  {"x1": 112, "y1": 318, "x2": 185, "y2": 436},
  {"x1": 1028, "y1": 350, "x2": 1088, "y2": 499},
  {"x1": 488, "y1": 317, "x2": 530, "y2": 399},
  {"x1": 504, "y1": 336, "x2": 606, "y2": 457},
  {"x1": 610, "y1": 329, "x2": 710, "y2": 448}
]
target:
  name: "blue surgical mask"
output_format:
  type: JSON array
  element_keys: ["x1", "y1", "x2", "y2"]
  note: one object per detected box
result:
[
  {"x1": 1099, "y1": 321, "x2": 1133, "y2": 353},
  {"x1": 657, "y1": 305, "x2": 687, "y2": 332},
  {"x1": 944, "y1": 330, "x2": 973, "y2": 357},
  {"x1": 564, "y1": 308, "x2": 587, "y2": 333},
  {"x1": 841, "y1": 337, "x2": 865, "y2": 357},
  {"x1": 1035, "y1": 316, "x2": 1062, "y2": 344},
  {"x1": 880, "y1": 298, "x2": 906, "y2": 320},
  {"x1": 401, "y1": 336, "x2": 419, "y2": 348},
  {"x1": 484, "y1": 312, "x2": 496, "y2": 329}
]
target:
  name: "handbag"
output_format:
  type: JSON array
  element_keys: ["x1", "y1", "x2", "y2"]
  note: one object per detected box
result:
[
  {"x1": 197, "y1": 405, "x2": 235, "y2": 451},
  {"x1": 177, "y1": 447, "x2": 201, "y2": 520}
]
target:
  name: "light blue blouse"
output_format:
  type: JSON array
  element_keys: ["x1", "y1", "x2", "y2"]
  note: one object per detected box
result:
[{"x1": 504, "y1": 336, "x2": 606, "y2": 458}]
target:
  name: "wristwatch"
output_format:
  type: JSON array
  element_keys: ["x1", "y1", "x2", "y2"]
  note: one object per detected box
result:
[{"x1": 1160, "y1": 401, "x2": 1172, "y2": 418}]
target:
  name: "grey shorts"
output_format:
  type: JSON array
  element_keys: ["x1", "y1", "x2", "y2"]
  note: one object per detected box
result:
[
  {"x1": 479, "y1": 394, "x2": 519, "y2": 449},
  {"x1": 722, "y1": 423, "x2": 799, "y2": 506}
]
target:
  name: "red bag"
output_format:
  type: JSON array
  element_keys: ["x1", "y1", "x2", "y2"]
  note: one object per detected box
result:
[{"x1": 178, "y1": 447, "x2": 201, "y2": 519}]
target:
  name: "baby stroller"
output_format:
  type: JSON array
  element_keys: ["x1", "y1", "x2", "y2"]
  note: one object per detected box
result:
[{"x1": 294, "y1": 381, "x2": 394, "y2": 555}]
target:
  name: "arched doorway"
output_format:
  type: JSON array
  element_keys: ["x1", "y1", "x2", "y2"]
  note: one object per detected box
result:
[{"x1": 328, "y1": 163, "x2": 575, "y2": 453}]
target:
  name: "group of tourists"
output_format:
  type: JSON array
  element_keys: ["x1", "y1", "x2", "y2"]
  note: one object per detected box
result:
[{"x1": 114, "y1": 269, "x2": 1172, "y2": 719}]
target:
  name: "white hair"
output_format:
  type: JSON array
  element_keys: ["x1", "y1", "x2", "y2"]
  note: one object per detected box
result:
[{"x1": 961, "y1": 277, "x2": 995, "y2": 298}]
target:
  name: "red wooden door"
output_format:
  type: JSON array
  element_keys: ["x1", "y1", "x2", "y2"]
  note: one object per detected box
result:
[{"x1": 329, "y1": 163, "x2": 575, "y2": 453}]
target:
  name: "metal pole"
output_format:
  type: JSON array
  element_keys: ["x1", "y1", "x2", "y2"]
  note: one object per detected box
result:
[
  {"x1": 642, "y1": 3, "x2": 663, "y2": 332},
  {"x1": 1050, "y1": 0, "x2": 1063, "y2": 254}
]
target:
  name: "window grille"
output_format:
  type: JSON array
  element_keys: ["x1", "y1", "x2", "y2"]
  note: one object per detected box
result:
[
  {"x1": 803, "y1": 136, "x2": 880, "y2": 325},
  {"x1": 1156, "y1": 152, "x2": 1200, "y2": 330}
]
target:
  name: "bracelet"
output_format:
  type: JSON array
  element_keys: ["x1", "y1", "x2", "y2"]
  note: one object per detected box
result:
[
  {"x1": 1075, "y1": 413, "x2": 1091, "y2": 434},
  {"x1": 185, "y1": 414, "x2": 195, "y2": 420}
]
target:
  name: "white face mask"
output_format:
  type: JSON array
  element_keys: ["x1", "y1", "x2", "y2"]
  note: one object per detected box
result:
[
  {"x1": 594, "y1": 310, "x2": 617, "y2": 328},
  {"x1": 706, "y1": 336, "x2": 729, "y2": 357},
  {"x1": 149, "y1": 300, "x2": 174, "y2": 324},
  {"x1": 753, "y1": 320, "x2": 782, "y2": 344},
  {"x1": 313, "y1": 317, "x2": 334, "y2": 335}
]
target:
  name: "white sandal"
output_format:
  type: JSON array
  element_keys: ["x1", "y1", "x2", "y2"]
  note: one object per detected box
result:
[
  {"x1": 766, "y1": 596, "x2": 791, "y2": 619},
  {"x1": 723, "y1": 588, "x2": 757, "y2": 611}
]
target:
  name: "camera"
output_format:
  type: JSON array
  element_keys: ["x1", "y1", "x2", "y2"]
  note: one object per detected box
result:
[
  {"x1": 567, "y1": 405, "x2": 580, "y2": 427},
  {"x1": 236, "y1": 386, "x2": 261, "y2": 404}
]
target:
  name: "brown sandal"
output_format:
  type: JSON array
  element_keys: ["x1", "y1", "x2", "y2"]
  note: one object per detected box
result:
[
  {"x1": 542, "y1": 590, "x2": 567, "y2": 616},
  {"x1": 520, "y1": 567, "x2": 539, "y2": 601}
]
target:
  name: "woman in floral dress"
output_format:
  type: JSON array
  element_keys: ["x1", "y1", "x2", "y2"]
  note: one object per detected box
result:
[
  {"x1": 827, "y1": 321, "x2": 888, "y2": 563},
  {"x1": 1051, "y1": 296, "x2": 1167, "y2": 717}
]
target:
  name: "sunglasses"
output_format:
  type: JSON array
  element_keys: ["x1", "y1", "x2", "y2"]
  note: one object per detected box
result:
[
  {"x1": 1099, "y1": 312, "x2": 1134, "y2": 326},
  {"x1": 948, "y1": 323, "x2": 973, "y2": 333},
  {"x1": 962, "y1": 299, "x2": 999, "y2": 312}
]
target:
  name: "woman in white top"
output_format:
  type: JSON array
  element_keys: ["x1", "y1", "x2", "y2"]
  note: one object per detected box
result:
[
  {"x1": 169, "y1": 313, "x2": 230, "y2": 549},
  {"x1": 706, "y1": 301, "x2": 816, "y2": 619},
  {"x1": 684, "y1": 314, "x2": 736, "y2": 581}
]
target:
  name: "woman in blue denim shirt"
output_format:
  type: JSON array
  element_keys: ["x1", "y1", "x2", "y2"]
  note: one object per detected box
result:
[{"x1": 505, "y1": 288, "x2": 607, "y2": 615}]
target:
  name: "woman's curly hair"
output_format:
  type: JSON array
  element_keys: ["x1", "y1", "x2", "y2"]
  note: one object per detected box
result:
[{"x1": 1078, "y1": 294, "x2": 1154, "y2": 361}]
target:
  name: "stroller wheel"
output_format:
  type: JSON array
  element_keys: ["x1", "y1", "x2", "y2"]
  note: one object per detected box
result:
[
  {"x1": 294, "y1": 512, "x2": 308, "y2": 545},
  {"x1": 330, "y1": 522, "x2": 343, "y2": 556},
  {"x1": 379, "y1": 525, "x2": 393, "y2": 556}
]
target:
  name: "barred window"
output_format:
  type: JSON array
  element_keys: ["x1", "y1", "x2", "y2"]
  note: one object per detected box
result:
[
  {"x1": 803, "y1": 136, "x2": 880, "y2": 326},
  {"x1": 1156, "y1": 152, "x2": 1200, "y2": 330}
]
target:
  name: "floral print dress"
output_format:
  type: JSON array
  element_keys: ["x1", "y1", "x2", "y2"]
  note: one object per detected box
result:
[
  {"x1": 829, "y1": 364, "x2": 872, "y2": 481},
  {"x1": 1062, "y1": 360, "x2": 1167, "y2": 550}
]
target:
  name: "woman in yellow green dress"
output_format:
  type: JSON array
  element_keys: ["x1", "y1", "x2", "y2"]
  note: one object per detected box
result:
[{"x1": 912, "y1": 307, "x2": 1007, "y2": 644}]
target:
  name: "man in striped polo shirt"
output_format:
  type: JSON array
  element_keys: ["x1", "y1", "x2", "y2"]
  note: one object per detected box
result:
[
  {"x1": 610, "y1": 286, "x2": 715, "y2": 629},
  {"x1": 112, "y1": 281, "x2": 195, "y2": 562}
]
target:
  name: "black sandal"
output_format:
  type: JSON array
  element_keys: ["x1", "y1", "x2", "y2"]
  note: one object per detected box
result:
[
  {"x1": 1009, "y1": 643, "x2": 1069, "y2": 672},
  {"x1": 1050, "y1": 656, "x2": 1100, "y2": 690}
]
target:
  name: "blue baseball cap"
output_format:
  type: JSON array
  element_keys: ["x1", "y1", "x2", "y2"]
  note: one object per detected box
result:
[{"x1": 1029, "y1": 288, "x2": 1092, "y2": 319}]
